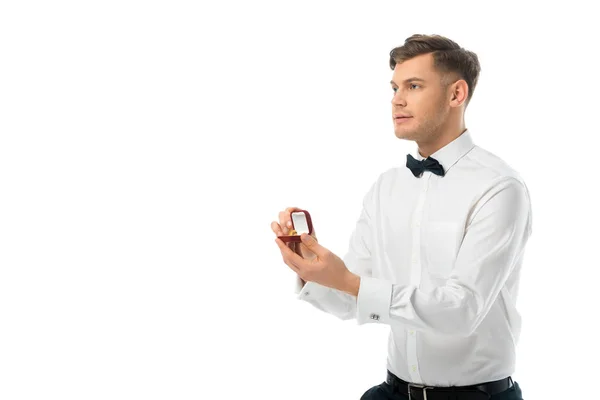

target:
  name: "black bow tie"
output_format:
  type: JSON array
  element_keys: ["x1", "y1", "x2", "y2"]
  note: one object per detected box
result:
[{"x1": 406, "y1": 154, "x2": 445, "y2": 177}]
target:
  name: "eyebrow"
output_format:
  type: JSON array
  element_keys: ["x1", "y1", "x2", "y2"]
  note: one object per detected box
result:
[{"x1": 390, "y1": 77, "x2": 426, "y2": 86}]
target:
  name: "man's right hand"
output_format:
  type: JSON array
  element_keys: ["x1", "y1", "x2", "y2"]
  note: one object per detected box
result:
[{"x1": 271, "y1": 207, "x2": 319, "y2": 284}]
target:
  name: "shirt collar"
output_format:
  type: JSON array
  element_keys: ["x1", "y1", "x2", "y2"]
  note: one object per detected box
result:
[{"x1": 413, "y1": 129, "x2": 475, "y2": 174}]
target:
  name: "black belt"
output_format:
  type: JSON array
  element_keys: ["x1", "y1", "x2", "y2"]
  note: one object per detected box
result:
[{"x1": 385, "y1": 370, "x2": 513, "y2": 400}]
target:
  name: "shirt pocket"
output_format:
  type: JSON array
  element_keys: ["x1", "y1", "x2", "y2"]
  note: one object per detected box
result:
[{"x1": 422, "y1": 221, "x2": 463, "y2": 278}]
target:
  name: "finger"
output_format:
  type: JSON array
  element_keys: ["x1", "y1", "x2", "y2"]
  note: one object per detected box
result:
[
  {"x1": 271, "y1": 221, "x2": 284, "y2": 236},
  {"x1": 300, "y1": 233, "x2": 327, "y2": 258},
  {"x1": 279, "y1": 211, "x2": 295, "y2": 233},
  {"x1": 296, "y1": 242, "x2": 317, "y2": 261},
  {"x1": 280, "y1": 207, "x2": 302, "y2": 232},
  {"x1": 275, "y1": 239, "x2": 301, "y2": 273},
  {"x1": 278, "y1": 211, "x2": 291, "y2": 234},
  {"x1": 284, "y1": 257, "x2": 300, "y2": 274},
  {"x1": 275, "y1": 238, "x2": 306, "y2": 269}
]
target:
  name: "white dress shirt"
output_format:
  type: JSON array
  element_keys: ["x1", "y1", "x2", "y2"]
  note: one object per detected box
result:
[{"x1": 294, "y1": 129, "x2": 533, "y2": 386}]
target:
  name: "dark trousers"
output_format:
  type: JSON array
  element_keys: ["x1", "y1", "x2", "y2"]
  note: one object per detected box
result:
[{"x1": 360, "y1": 380, "x2": 523, "y2": 400}]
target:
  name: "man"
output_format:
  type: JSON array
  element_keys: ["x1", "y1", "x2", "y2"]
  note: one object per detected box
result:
[{"x1": 271, "y1": 34, "x2": 531, "y2": 400}]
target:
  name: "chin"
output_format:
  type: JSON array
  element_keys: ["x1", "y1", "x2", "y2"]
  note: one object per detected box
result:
[{"x1": 394, "y1": 128, "x2": 415, "y2": 140}]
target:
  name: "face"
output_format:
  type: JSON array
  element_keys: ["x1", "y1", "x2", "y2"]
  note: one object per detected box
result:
[{"x1": 390, "y1": 53, "x2": 454, "y2": 146}]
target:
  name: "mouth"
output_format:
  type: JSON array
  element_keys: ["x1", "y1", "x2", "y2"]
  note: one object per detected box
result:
[{"x1": 394, "y1": 116, "x2": 412, "y2": 124}]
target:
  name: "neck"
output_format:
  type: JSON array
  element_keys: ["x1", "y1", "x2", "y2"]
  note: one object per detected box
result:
[{"x1": 418, "y1": 120, "x2": 466, "y2": 158}]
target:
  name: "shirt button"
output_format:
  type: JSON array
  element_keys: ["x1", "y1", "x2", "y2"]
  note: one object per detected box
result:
[
  {"x1": 304, "y1": 291, "x2": 310, "y2": 296},
  {"x1": 411, "y1": 365, "x2": 417, "y2": 372},
  {"x1": 409, "y1": 330, "x2": 415, "y2": 335},
  {"x1": 369, "y1": 313, "x2": 380, "y2": 321},
  {"x1": 415, "y1": 221, "x2": 421, "y2": 228}
]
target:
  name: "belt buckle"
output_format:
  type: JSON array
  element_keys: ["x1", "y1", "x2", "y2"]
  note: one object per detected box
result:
[{"x1": 407, "y1": 383, "x2": 433, "y2": 400}]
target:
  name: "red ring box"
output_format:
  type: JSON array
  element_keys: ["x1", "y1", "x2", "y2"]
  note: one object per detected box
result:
[{"x1": 277, "y1": 210, "x2": 313, "y2": 243}]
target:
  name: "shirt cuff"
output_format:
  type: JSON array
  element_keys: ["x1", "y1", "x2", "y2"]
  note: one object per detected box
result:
[
  {"x1": 294, "y1": 275, "x2": 305, "y2": 295},
  {"x1": 356, "y1": 276, "x2": 393, "y2": 325},
  {"x1": 296, "y1": 280, "x2": 331, "y2": 301}
]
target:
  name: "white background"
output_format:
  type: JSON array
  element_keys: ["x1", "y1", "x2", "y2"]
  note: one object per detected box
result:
[{"x1": 1, "y1": 1, "x2": 599, "y2": 399}]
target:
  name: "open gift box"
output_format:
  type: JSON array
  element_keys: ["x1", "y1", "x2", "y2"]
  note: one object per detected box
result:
[{"x1": 277, "y1": 210, "x2": 314, "y2": 243}]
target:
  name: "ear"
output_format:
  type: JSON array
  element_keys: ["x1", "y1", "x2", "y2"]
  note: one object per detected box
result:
[{"x1": 449, "y1": 79, "x2": 469, "y2": 107}]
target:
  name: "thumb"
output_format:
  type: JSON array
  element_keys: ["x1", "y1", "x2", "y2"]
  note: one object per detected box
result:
[{"x1": 300, "y1": 233, "x2": 326, "y2": 256}]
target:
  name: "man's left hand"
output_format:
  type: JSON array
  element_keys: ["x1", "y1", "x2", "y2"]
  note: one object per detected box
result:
[{"x1": 275, "y1": 233, "x2": 360, "y2": 296}]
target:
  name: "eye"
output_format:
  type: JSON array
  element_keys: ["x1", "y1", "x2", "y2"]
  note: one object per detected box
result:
[{"x1": 392, "y1": 84, "x2": 421, "y2": 93}]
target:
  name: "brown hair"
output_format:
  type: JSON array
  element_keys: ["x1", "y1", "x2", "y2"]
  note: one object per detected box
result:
[{"x1": 389, "y1": 34, "x2": 481, "y2": 106}]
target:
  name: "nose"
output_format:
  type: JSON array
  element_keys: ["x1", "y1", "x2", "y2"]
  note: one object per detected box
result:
[{"x1": 391, "y1": 90, "x2": 406, "y2": 107}]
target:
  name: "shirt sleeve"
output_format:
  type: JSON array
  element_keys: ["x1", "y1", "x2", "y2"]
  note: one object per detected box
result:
[
  {"x1": 295, "y1": 180, "x2": 377, "y2": 320},
  {"x1": 356, "y1": 177, "x2": 532, "y2": 336}
]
